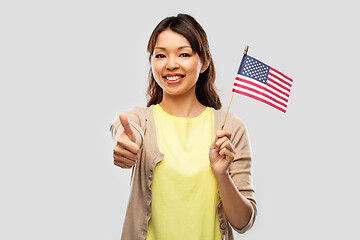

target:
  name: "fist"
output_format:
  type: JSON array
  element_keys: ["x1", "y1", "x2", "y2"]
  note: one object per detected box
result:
[
  {"x1": 113, "y1": 113, "x2": 140, "y2": 169},
  {"x1": 209, "y1": 130, "x2": 236, "y2": 177}
]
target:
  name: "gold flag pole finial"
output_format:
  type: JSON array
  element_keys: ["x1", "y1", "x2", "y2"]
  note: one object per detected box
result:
[
  {"x1": 244, "y1": 45, "x2": 249, "y2": 55},
  {"x1": 220, "y1": 45, "x2": 249, "y2": 130}
]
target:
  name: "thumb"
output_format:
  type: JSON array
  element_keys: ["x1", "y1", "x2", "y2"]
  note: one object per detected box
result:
[{"x1": 119, "y1": 113, "x2": 135, "y2": 142}]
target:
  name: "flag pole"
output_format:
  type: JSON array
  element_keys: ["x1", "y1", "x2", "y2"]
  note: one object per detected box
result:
[{"x1": 221, "y1": 45, "x2": 249, "y2": 130}]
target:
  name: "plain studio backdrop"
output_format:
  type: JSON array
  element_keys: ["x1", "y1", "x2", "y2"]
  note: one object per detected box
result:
[{"x1": 1, "y1": 0, "x2": 359, "y2": 239}]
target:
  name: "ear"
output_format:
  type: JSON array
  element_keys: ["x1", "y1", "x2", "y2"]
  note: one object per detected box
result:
[{"x1": 200, "y1": 60, "x2": 210, "y2": 74}]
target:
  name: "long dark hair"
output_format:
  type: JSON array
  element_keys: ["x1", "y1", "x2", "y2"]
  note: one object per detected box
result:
[{"x1": 146, "y1": 13, "x2": 221, "y2": 110}]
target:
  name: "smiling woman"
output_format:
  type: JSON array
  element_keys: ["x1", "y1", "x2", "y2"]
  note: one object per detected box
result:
[{"x1": 110, "y1": 13, "x2": 257, "y2": 240}]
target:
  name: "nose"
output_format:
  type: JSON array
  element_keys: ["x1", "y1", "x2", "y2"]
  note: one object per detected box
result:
[{"x1": 166, "y1": 56, "x2": 179, "y2": 70}]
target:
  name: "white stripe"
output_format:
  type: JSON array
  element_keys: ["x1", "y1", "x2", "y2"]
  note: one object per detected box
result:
[
  {"x1": 233, "y1": 87, "x2": 287, "y2": 111},
  {"x1": 269, "y1": 69, "x2": 293, "y2": 86},
  {"x1": 267, "y1": 75, "x2": 290, "y2": 91},
  {"x1": 235, "y1": 75, "x2": 290, "y2": 99},
  {"x1": 268, "y1": 69, "x2": 292, "y2": 89},
  {"x1": 234, "y1": 79, "x2": 288, "y2": 105}
]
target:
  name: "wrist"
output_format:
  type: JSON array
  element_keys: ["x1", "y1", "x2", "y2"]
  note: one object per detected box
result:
[{"x1": 213, "y1": 171, "x2": 230, "y2": 182}]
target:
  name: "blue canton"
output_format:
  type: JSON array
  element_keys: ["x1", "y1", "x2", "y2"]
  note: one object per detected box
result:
[{"x1": 238, "y1": 55, "x2": 270, "y2": 84}]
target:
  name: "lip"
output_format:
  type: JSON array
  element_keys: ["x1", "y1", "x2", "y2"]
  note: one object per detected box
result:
[
  {"x1": 164, "y1": 76, "x2": 184, "y2": 84},
  {"x1": 163, "y1": 74, "x2": 185, "y2": 85}
]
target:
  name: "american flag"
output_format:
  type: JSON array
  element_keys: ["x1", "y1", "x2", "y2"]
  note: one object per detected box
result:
[{"x1": 232, "y1": 55, "x2": 293, "y2": 113}]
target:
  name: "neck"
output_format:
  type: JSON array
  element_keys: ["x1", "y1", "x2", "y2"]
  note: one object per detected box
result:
[{"x1": 159, "y1": 89, "x2": 206, "y2": 118}]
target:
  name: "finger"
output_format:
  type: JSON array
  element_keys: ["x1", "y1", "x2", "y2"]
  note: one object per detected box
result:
[
  {"x1": 215, "y1": 137, "x2": 228, "y2": 148},
  {"x1": 219, "y1": 148, "x2": 235, "y2": 161},
  {"x1": 219, "y1": 139, "x2": 236, "y2": 154},
  {"x1": 113, "y1": 155, "x2": 136, "y2": 167},
  {"x1": 114, "y1": 160, "x2": 133, "y2": 169},
  {"x1": 113, "y1": 146, "x2": 139, "y2": 161},
  {"x1": 117, "y1": 138, "x2": 140, "y2": 155},
  {"x1": 119, "y1": 113, "x2": 135, "y2": 142},
  {"x1": 216, "y1": 130, "x2": 232, "y2": 140}
]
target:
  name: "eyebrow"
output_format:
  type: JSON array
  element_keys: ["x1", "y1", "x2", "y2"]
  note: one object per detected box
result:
[{"x1": 154, "y1": 46, "x2": 192, "y2": 50}]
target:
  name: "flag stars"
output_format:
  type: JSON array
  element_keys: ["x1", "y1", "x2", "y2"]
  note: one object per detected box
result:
[{"x1": 240, "y1": 56, "x2": 270, "y2": 83}]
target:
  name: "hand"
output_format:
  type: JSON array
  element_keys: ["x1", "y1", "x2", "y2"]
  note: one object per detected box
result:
[
  {"x1": 113, "y1": 113, "x2": 140, "y2": 169},
  {"x1": 209, "y1": 130, "x2": 236, "y2": 178}
]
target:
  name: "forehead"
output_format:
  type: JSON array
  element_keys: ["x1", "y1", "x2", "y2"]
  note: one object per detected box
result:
[{"x1": 155, "y1": 29, "x2": 191, "y2": 48}]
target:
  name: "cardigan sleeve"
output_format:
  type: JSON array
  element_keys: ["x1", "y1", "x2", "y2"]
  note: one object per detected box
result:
[{"x1": 227, "y1": 113, "x2": 257, "y2": 234}]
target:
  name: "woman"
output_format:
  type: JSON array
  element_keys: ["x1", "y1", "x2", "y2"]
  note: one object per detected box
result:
[{"x1": 111, "y1": 13, "x2": 256, "y2": 240}]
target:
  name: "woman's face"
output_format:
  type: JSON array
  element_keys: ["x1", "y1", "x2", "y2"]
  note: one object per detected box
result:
[{"x1": 151, "y1": 29, "x2": 205, "y2": 98}]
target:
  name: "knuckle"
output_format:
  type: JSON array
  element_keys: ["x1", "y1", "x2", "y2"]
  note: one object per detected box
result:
[
  {"x1": 113, "y1": 150, "x2": 120, "y2": 159},
  {"x1": 113, "y1": 147, "x2": 119, "y2": 155}
]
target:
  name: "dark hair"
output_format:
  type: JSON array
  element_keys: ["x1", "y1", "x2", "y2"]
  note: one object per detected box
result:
[{"x1": 146, "y1": 13, "x2": 221, "y2": 110}]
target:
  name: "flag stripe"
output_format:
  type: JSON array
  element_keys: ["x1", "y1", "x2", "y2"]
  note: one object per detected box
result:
[
  {"x1": 265, "y1": 82, "x2": 290, "y2": 98},
  {"x1": 233, "y1": 86, "x2": 287, "y2": 111},
  {"x1": 234, "y1": 77, "x2": 289, "y2": 103},
  {"x1": 268, "y1": 74, "x2": 291, "y2": 90},
  {"x1": 269, "y1": 69, "x2": 293, "y2": 86},
  {"x1": 233, "y1": 84, "x2": 287, "y2": 108},
  {"x1": 236, "y1": 74, "x2": 290, "y2": 98},
  {"x1": 268, "y1": 71, "x2": 292, "y2": 87},
  {"x1": 267, "y1": 76, "x2": 291, "y2": 92},
  {"x1": 232, "y1": 89, "x2": 286, "y2": 113},
  {"x1": 270, "y1": 67, "x2": 293, "y2": 82}
]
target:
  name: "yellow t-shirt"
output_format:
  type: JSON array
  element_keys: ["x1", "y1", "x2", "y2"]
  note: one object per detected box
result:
[{"x1": 146, "y1": 104, "x2": 222, "y2": 240}]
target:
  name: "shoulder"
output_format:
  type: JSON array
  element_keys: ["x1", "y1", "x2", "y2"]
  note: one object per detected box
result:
[
  {"x1": 124, "y1": 106, "x2": 153, "y2": 122},
  {"x1": 125, "y1": 106, "x2": 149, "y2": 116}
]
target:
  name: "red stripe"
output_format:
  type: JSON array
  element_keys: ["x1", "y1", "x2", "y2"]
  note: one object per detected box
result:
[
  {"x1": 268, "y1": 72, "x2": 292, "y2": 87},
  {"x1": 267, "y1": 77, "x2": 291, "y2": 92},
  {"x1": 235, "y1": 77, "x2": 288, "y2": 102},
  {"x1": 270, "y1": 67, "x2": 293, "y2": 82},
  {"x1": 266, "y1": 82, "x2": 290, "y2": 98},
  {"x1": 233, "y1": 83, "x2": 287, "y2": 108},
  {"x1": 232, "y1": 89, "x2": 286, "y2": 113}
]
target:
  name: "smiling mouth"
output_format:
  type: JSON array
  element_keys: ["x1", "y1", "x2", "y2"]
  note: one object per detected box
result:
[{"x1": 163, "y1": 75, "x2": 184, "y2": 84}]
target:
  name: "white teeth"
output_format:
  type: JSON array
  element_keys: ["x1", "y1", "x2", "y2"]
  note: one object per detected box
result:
[{"x1": 165, "y1": 76, "x2": 182, "y2": 81}]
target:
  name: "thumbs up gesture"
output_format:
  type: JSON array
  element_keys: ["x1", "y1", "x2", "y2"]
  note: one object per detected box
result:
[{"x1": 113, "y1": 113, "x2": 140, "y2": 169}]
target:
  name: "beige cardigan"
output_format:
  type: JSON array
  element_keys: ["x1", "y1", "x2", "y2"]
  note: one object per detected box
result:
[{"x1": 110, "y1": 106, "x2": 257, "y2": 240}]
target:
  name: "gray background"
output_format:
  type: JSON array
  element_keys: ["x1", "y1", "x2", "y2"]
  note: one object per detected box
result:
[{"x1": 1, "y1": 0, "x2": 359, "y2": 239}]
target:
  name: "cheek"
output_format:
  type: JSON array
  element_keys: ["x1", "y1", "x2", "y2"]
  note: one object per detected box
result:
[
  {"x1": 189, "y1": 57, "x2": 203, "y2": 71},
  {"x1": 188, "y1": 61, "x2": 203, "y2": 77},
  {"x1": 151, "y1": 64, "x2": 158, "y2": 80},
  {"x1": 151, "y1": 63, "x2": 164, "y2": 87},
  {"x1": 151, "y1": 62, "x2": 160, "y2": 79}
]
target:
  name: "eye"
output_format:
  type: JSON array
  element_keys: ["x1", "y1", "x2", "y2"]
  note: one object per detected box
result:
[
  {"x1": 154, "y1": 54, "x2": 166, "y2": 58},
  {"x1": 180, "y1": 53, "x2": 191, "y2": 57}
]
